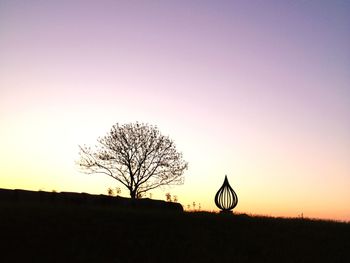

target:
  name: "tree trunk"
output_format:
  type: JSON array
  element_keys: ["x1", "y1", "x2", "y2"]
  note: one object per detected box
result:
[{"x1": 130, "y1": 189, "x2": 136, "y2": 199}]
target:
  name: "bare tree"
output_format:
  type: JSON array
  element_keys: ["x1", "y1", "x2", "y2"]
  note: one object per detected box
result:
[{"x1": 77, "y1": 122, "x2": 188, "y2": 199}]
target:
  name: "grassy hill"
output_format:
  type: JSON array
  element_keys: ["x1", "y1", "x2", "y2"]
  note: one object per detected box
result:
[{"x1": 1, "y1": 193, "x2": 349, "y2": 262}]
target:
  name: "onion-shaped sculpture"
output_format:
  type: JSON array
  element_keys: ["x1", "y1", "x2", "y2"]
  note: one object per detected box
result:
[{"x1": 215, "y1": 175, "x2": 238, "y2": 212}]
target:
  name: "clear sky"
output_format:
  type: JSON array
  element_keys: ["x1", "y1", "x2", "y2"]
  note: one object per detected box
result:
[{"x1": 1, "y1": 0, "x2": 349, "y2": 221}]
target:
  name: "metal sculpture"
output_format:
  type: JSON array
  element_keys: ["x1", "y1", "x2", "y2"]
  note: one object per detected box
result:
[{"x1": 215, "y1": 175, "x2": 238, "y2": 212}]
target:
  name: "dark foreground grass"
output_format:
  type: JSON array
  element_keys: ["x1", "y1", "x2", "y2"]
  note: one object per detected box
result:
[{"x1": 1, "y1": 202, "x2": 349, "y2": 263}]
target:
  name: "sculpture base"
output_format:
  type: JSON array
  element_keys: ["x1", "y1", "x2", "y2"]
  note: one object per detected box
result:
[{"x1": 219, "y1": 210, "x2": 233, "y2": 214}]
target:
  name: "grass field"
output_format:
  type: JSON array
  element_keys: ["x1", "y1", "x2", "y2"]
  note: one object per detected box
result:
[{"x1": 1, "y1": 201, "x2": 349, "y2": 263}]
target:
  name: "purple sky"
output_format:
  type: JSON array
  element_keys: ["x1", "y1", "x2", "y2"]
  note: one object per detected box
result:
[{"x1": 1, "y1": 0, "x2": 349, "y2": 220}]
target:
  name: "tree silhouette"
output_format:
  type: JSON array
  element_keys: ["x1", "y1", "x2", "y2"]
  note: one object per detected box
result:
[{"x1": 77, "y1": 122, "x2": 188, "y2": 199}]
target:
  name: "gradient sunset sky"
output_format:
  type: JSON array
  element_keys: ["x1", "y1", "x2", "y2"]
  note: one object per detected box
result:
[{"x1": 1, "y1": 0, "x2": 349, "y2": 221}]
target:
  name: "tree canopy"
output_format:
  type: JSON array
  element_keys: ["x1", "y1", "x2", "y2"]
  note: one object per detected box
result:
[{"x1": 77, "y1": 122, "x2": 188, "y2": 199}]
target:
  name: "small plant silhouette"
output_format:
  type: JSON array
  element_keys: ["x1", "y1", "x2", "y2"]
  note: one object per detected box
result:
[
  {"x1": 107, "y1": 188, "x2": 114, "y2": 196},
  {"x1": 165, "y1": 193, "x2": 179, "y2": 202},
  {"x1": 165, "y1": 193, "x2": 172, "y2": 202},
  {"x1": 107, "y1": 187, "x2": 121, "y2": 196}
]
